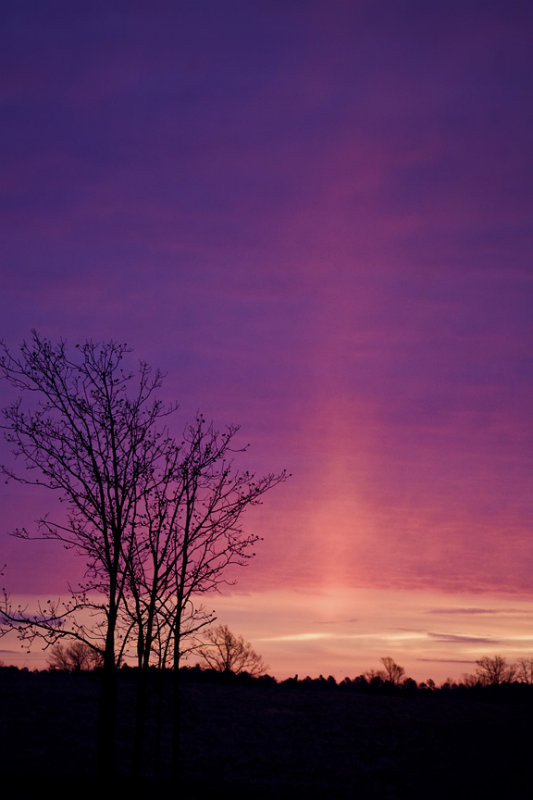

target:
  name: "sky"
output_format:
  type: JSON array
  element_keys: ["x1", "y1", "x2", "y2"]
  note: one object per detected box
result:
[{"x1": 1, "y1": 0, "x2": 533, "y2": 682}]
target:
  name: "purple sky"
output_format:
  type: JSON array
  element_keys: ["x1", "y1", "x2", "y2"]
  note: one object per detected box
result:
[{"x1": 1, "y1": 1, "x2": 533, "y2": 680}]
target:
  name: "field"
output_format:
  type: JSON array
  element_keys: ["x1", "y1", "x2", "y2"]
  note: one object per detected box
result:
[{"x1": 1, "y1": 668, "x2": 531, "y2": 798}]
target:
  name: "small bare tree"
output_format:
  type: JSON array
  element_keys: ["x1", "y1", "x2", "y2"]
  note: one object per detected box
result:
[
  {"x1": 475, "y1": 655, "x2": 516, "y2": 685},
  {"x1": 198, "y1": 624, "x2": 267, "y2": 676},
  {"x1": 380, "y1": 657, "x2": 405, "y2": 686},
  {"x1": 48, "y1": 641, "x2": 103, "y2": 671},
  {"x1": 516, "y1": 657, "x2": 533, "y2": 684}
]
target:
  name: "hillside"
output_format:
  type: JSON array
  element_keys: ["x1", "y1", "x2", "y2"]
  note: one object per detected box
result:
[{"x1": 1, "y1": 667, "x2": 531, "y2": 797}]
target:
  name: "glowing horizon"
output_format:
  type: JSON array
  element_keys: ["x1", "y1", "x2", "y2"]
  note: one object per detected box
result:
[{"x1": 5, "y1": 585, "x2": 533, "y2": 685}]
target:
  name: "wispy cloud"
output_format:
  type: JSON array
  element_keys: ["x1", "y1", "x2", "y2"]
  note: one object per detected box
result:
[
  {"x1": 426, "y1": 608, "x2": 531, "y2": 616},
  {"x1": 417, "y1": 658, "x2": 476, "y2": 665},
  {"x1": 428, "y1": 632, "x2": 499, "y2": 645},
  {"x1": 258, "y1": 632, "x2": 336, "y2": 643}
]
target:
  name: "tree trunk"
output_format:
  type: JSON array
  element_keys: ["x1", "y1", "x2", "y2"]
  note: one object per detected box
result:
[
  {"x1": 172, "y1": 616, "x2": 182, "y2": 783},
  {"x1": 132, "y1": 667, "x2": 148, "y2": 778},
  {"x1": 98, "y1": 660, "x2": 117, "y2": 782},
  {"x1": 98, "y1": 600, "x2": 118, "y2": 781}
]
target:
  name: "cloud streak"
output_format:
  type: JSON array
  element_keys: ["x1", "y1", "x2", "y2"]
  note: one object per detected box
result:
[{"x1": 426, "y1": 608, "x2": 532, "y2": 616}]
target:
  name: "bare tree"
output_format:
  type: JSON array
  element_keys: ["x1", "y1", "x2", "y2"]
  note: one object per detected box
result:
[
  {"x1": 380, "y1": 657, "x2": 405, "y2": 686},
  {"x1": 198, "y1": 623, "x2": 268, "y2": 676},
  {"x1": 0, "y1": 332, "x2": 287, "y2": 780},
  {"x1": 121, "y1": 415, "x2": 286, "y2": 776},
  {"x1": 0, "y1": 331, "x2": 173, "y2": 778},
  {"x1": 475, "y1": 655, "x2": 516, "y2": 685},
  {"x1": 516, "y1": 657, "x2": 533, "y2": 684},
  {"x1": 48, "y1": 640, "x2": 103, "y2": 671}
]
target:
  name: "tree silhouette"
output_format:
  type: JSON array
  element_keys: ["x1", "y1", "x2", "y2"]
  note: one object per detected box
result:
[
  {"x1": 0, "y1": 331, "x2": 287, "y2": 780},
  {"x1": 0, "y1": 332, "x2": 172, "y2": 778},
  {"x1": 47, "y1": 641, "x2": 103, "y2": 671},
  {"x1": 516, "y1": 657, "x2": 533, "y2": 684},
  {"x1": 475, "y1": 655, "x2": 516, "y2": 685},
  {"x1": 380, "y1": 657, "x2": 405, "y2": 686},
  {"x1": 121, "y1": 414, "x2": 285, "y2": 672},
  {"x1": 120, "y1": 415, "x2": 286, "y2": 775},
  {"x1": 198, "y1": 624, "x2": 268, "y2": 675}
]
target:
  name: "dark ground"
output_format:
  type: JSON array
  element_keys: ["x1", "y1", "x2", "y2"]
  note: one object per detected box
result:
[{"x1": 1, "y1": 668, "x2": 531, "y2": 798}]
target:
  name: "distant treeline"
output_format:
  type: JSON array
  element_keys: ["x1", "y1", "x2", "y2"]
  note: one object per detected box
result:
[{"x1": 4, "y1": 660, "x2": 533, "y2": 700}]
